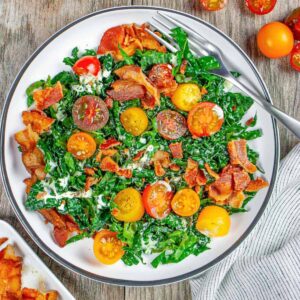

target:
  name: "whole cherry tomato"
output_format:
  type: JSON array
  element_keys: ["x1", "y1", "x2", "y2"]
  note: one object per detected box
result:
[{"x1": 285, "y1": 7, "x2": 300, "y2": 40}]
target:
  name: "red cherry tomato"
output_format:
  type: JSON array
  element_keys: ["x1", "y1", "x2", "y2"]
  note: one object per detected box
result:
[
  {"x1": 142, "y1": 181, "x2": 173, "y2": 219},
  {"x1": 72, "y1": 56, "x2": 101, "y2": 76},
  {"x1": 199, "y1": 0, "x2": 227, "y2": 11},
  {"x1": 290, "y1": 43, "x2": 300, "y2": 72},
  {"x1": 72, "y1": 96, "x2": 109, "y2": 131},
  {"x1": 285, "y1": 8, "x2": 300, "y2": 40},
  {"x1": 245, "y1": 0, "x2": 277, "y2": 15}
]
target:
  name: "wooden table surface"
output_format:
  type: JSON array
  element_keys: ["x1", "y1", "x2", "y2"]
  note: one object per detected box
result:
[{"x1": 1, "y1": 0, "x2": 299, "y2": 299}]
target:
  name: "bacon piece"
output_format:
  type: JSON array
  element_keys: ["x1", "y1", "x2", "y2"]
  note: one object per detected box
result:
[
  {"x1": 100, "y1": 137, "x2": 121, "y2": 150},
  {"x1": 141, "y1": 92, "x2": 156, "y2": 109},
  {"x1": 15, "y1": 125, "x2": 39, "y2": 152},
  {"x1": 227, "y1": 139, "x2": 257, "y2": 173},
  {"x1": 232, "y1": 169, "x2": 250, "y2": 191},
  {"x1": 200, "y1": 87, "x2": 208, "y2": 95},
  {"x1": 100, "y1": 156, "x2": 119, "y2": 173},
  {"x1": 104, "y1": 97, "x2": 114, "y2": 109},
  {"x1": 84, "y1": 167, "x2": 96, "y2": 176},
  {"x1": 179, "y1": 59, "x2": 188, "y2": 74},
  {"x1": 116, "y1": 168, "x2": 133, "y2": 178},
  {"x1": 184, "y1": 158, "x2": 207, "y2": 187},
  {"x1": 33, "y1": 82, "x2": 63, "y2": 110},
  {"x1": 133, "y1": 150, "x2": 145, "y2": 161},
  {"x1": 53, "y1": 227, "x2": 69, "y2": 248},
  {"x1": 85, "y1": 176, "x2": 99, "y2": 192},
  {"x1": 169, "y1": 163, "x2": 180, "y2": 171},
  {"x1": 22, "y1": 110, "x2": 55, "y2": 133},
  {"x1": 107, "y1": 80, "x2": 146, "y2": 101},
  {"x1": 208, "y1": 173, "x2": 233, "y2": 203},
  {"x1": 23, "y1": 175, "x2": 38, "y2": 194},
  {"x1": 0, "y1": 238, "x2": 8, "y2": 247},
  {"x1": 204, "y1": 163, "x2": 219, "y2": 179},
  {"x1": 151, "y1": 150, "x2": 170, "y2": 177},
  {"x1": 101, "y1": 149, "x2": 118, "y2": 156},
  {"x1": 39, "y1": 209, "x2": 66, "y2": 229},
  {"x1": 21, "y1": 287, "x2": 58, "y2": 300},
  {"x1": 22, "y1": 148, "x2": 44, "y2": 173},
  {"x1": 114, "y1": 65, "x2": 160, "y2": 106},
  {"x1": 246, "y1": 117, "x2": 255, "y2": 126},
  {"x1": 228, "y1": 191, "x2": 245, "y2": 208},
  {"x1": 245, "y1": 178, "x2": 269, "y2": 192},
  {"x1": 95, "y1": 151, "x2": 102, "y2": 163},
  {"x1": 169, "y1": 142, "x2": 183, "y2": 159}
]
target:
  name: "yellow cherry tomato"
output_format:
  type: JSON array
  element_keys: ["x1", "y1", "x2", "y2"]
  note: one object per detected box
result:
[
  {"x1": 196, "y1": 206, "x2": 230, "y2": 237},
  {"x1": 171, "y1": 83, "x2": 201, "y2": 111},
  {"x1": 257, "y1": 22, "x2": 294, "y2": 59},
  {"x1": 120, "y1": 107, "x2": 148, "y2": 136},
  {"x1": 171, "y1": 188, "x2": 200, "y2": 217},
  {"x1": 93, "y1": 230, "x2": 124, "y2": 264},
  {"x1": 67, "y1": 132, "x2": 96, "y2": 160},
  {"x1": 112, "y1": 188, "x2": 145, "y2": 222}
]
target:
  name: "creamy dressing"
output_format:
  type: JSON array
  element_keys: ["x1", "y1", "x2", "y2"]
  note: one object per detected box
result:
[
  {"x1": 96, "y1": 194, "x2": 108, "y2": 210},
  {"x1": 58, "y1": 175, "x2": 69, "y2": 189},
  {"x1": 213, "y1": 105, "x2": 224, "y2": 119},
  {"x1": 126, "y1": 144, "x2": 155, "y2": 170}
]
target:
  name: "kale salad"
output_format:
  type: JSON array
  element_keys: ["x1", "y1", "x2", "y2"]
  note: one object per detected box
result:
[{"x1": 15, "y1": 23, "x2": 268, "y2": 267}]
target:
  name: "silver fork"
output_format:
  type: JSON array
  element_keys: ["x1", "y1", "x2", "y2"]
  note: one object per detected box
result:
[{"x1": 146, "y1": 11, "x2": 300, "y2": 139}]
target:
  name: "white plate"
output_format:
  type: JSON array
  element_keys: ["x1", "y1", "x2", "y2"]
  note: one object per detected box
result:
[
  {"x1": 0, "y1": 220, "x2": 74, "y2": 299},
  {"x1": 0, "y1": 6, "x2": 279, "y2": 286}
]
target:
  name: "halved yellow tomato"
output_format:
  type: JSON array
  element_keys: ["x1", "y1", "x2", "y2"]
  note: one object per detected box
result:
[
  {"x1": 93, "y1": 230, "x2": 124, "y2": 264},
  {"x1": 112, "y1": 188, "x2": 144, "y2": 222},
  {"x1": 120, "y1": 107, "x2": 148, "y2": 136},
  {"x1": 171, "y1": 188, "x2": 200, "y2": 217},
  {"x1": 171, "y1": 83, "x2": 201, "y2": 111},
  {"x1": 196, "y1": 206, "x2": 230, "y2": 237}
]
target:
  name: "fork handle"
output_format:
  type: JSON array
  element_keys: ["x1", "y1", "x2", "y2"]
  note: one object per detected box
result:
[{"x1": 227, "y1": 76, "x2": 300, "y2": 139}]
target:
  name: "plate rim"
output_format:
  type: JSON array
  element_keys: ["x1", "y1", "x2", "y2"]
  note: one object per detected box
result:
[{"x1": 0, "y1": 5, "x2": 280, "y2": 286}]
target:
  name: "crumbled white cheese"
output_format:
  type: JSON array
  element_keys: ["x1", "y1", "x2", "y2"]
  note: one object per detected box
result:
[
  {"x1": 96, "y1": 195, "x2": 107, "y2": 210},
  {"x1": 170, "y1": 54, "x2": 178, "y2": 66},
  {"x1": 139, "y1": 137, "x2": 147, "y2": 144},
  {"x1": 58, "y1": 175, "x2": 69, "y2": 189},
  {"x1": 48, "y1": 160, "x2": 57, "y2": 171},
  {"x1": 223, "y1": 80, "x2": 233, "y2": 92},
  {"x1": 102, "y1": 69, "x2": 111, "y2": 78},
  {"x1": 213, "y1": 105, "x2": 224, "y2": 120}
]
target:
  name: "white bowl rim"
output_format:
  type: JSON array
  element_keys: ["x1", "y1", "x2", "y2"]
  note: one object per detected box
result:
[{"x1": 0, "y1": 5, "x2": 280, "y2": 287}]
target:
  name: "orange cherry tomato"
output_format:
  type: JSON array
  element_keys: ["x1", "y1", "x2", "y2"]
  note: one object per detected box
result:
[
  {"x1": 196, "y1": 206, "x2": 230, "y2": 237},
  {"x1": 285, "y1": 7, "x2": 300, "y2": 40},
  {"x1": 72, "y1": 56, "x2": 101, "y2": 76},
  {"x1": 171, "y1": 189, "x2": 200, "y2": 217},
  {"x1": 142, "y1": 181, "x2": 173, "y2": 219},
  {"x1": 199, "y1": 0, "x2": 227, "y2": 11},
  {"x1": 112, "y1": 188, "x2": 144, "y2": 222},
  {"x1": 245, "y1": 0, "x2": 277, "y2": 15},
  {"x1": 290, "y1": 43, "x2": 300, "y2": 72},
  {"x1": 93, "y1": 230, "x2": 124, "y2": 264},
  {"x1": 257, "y1": 22, "x2": 294, "y2": 58},
  {"x1": 67, "y1": 132, "x2": 96, "y2": 160},
  {"x1": 187, "y1": 102, "x2": 224, "y2": 138}
]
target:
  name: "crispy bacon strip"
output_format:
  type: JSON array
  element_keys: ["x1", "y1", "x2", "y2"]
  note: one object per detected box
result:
[
  {"x1": 116, "y1": 168, "x2": 133, "y2": 178},
  {"x1": 204, "y1": 163, "x2": 219, "y2": 179},
  {"x1": 227, "y1": 139, "x2": 257, "y2": 173},
  {"x1": 22, "y1": 148, "x2": 44, "y2": 173},
  {"x1": 33, "y1": 82, "x2": 63, "y2": 110},
  {"x1": 22, "y1": 110, "x2": 55, "y2": 133},
  {"x1": 15, "y1": 125, "x2": 39, "y2": 152},
  {"x1": 169, "y1": 142, "x2": 183, "y2": 159},
  {"x1": 23, "y1": 175, "x2": 38, "y2": 194},
  {"x1": 208, "y1": 173, "x2": 233, "y2": 203},
  {"x1": 107, "y1": 80, "x2": 146, "y2": 101},
  {"x1": 245, "y1": 177, "x2": 269, "y2": 192},
  {"x1": 85, "y1": 176, "x2": 99, "y2": 192},
  {"x1": 133, "y1": 150, "x2": 145, "y2": 161},
  {"x1": 104, "y1": 96, "x2": 114, "y2": 109},
  {"x1": 100, "y1": 138, "x2": 121, "y2": 150},
  {"x1": 232, "y1": 169, "x2": 250, "y2": 191},
  {"x1": 228, "y1": 191, "x2": 245, "y2": 208},
  {"x1": 22, "y1": 287, "x2": 58, "y2": 300},
  {"x1": 169, "y1": 163, "x2": 180, "y2": 171},
  {"x1": 184, "y1": 158, "x2": 207, "y2": 187},
  {"x1": 151, "y1": 150, "x2": 170, "y2": 177},
  {"x1": 115, "y1": 65, "x2": 160, "y2": 106},
  {"x1": 100, "y1": 156, "x2": 119, "y2": 173}
]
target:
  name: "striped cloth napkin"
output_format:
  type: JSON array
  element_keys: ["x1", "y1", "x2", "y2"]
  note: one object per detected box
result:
[{"x1": 190, "y1": 144, "x2": 300, "y2": 300}]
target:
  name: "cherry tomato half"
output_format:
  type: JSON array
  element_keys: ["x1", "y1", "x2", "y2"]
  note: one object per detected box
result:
[
  {"x1": 72, "y1": 96, "x2": 109, "y2": 131},
  {"x1": 171, "y1": 189, "x2": 200, "y2": 217},
  {"x1": 257, "y1": 22, "x2": 294, "y2": 58},
  {"x1": 148, "y1": 64, "x2": 174, "y2": 89},
  {"x1": 187, "y1": 102, "x2": 224, "y2": 138},
  {"x1": 93, "y1": 230, "x2": 124, "y2": 265},
  {"x1": 196, "y1": 206, "x2": 230, "y2": 237},
  {"x1": 120, "y1": 107, "x2": 148, "y2": 136},
  {"x1": 156, "y1": 110, "x2": 187, "y2": 140},
  {"x1": 67, "y1": 132, "x2": 96, "y2": 160},
  {"x1": 285, "y1": 7, "x2": 300, "y2": 40},
  {"x1": 199, "y1": 0, "x2": 227, "y2": 11},
  {"x1": 72, "y1": 56, "x2": 101, "y2": 76},
  {"x1": 112, "y1": 188, "x2": 145, "y2": 222},
  {"x1": 245, "y1": 0, "x2": 276, "y2": 15},
  {"x1": 142, "y1": 181, "x2": 173, "y2": 219},
  {"x1": 290, "y1": 43, "x2": 300, "y2": 72}
]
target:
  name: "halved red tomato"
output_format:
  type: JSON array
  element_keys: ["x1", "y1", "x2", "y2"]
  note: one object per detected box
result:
[
  {"x1": 290, "y1": 43, "x2": 300, "y2": 71},
  {"x1": 148, "y1": 64, "x2": 174, "y2": 89},
  {"x1": 199, "y1": 0, "x2": 227, "y2": 11},
  {"x1": 72, "y1": 96, "x2": 109, "y2": 131},
  {"x1": 156, "y1": 110, "x2": 187, "y2": 140},
  {"x1": 245, "y1": 0, "x2": 277, "y2": 15},
  {"x1": 187, "y1": 102, "x2": 224, "y2": 138},
  {"x1": 142, "y1": 181, "x2": 173, "y2": 219},
  {"x1": 72, "y1": 56, "x2": 101, "y2": 76},
  {"x1": 285, "y1": 8, "x2": 300, "y2": 40}
]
